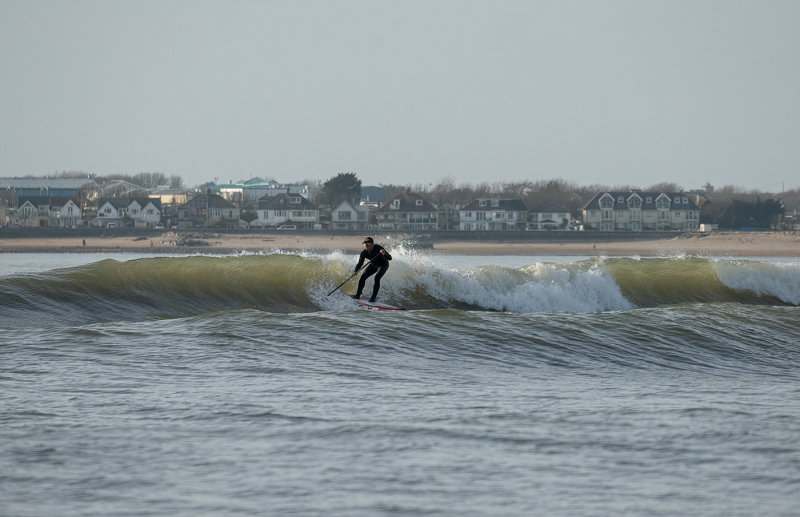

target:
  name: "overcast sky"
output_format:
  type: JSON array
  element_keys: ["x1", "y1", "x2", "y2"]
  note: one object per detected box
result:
[{"x1": 1, "y1": 0, "x2": 797, "y2": 192}]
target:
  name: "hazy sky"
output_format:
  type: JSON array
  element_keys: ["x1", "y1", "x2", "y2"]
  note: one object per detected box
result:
[{"x1": 1, "y1": 0, "x2": 797, "y2": 192}]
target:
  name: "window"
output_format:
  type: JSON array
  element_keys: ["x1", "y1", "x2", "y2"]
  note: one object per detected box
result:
[
  {"x1": 600, "y1": 196, "x2": 614, "y2": 209},
  {"x1": 602, "y1": 210, "x2": 613, "y2": 220},
  {"x1": 656, "y1": 197, "x2": 670, "y2": 209},
  {"x1": 617, "y1": 196, "x2": 624, "y2": 204},
  {"x1": 416, "y1": 199, "x2": 423, "y2": 206},
  {"x1": 337, "y1": 211, "x2": 351, "y2": 220},
  {"x1": 491, "y1": 200, "x2": 499, "y2": 207},
  {"x1": 479, "y1": 200, "x2": 487, "y2": 207},
  {"x1": 682, "y1": 197, "x2": 688, "y2": 204},
  {"x1": 628, "y1": 196, "x2": 641, "y2": 208},
  {"x1": 290, "y1": 197, "x2": 301, "y2": 204}
]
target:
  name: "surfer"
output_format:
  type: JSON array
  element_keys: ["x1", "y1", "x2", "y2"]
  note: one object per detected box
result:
[{"x1": 351, "y1": 237, "x2": 392, "y2": 302}]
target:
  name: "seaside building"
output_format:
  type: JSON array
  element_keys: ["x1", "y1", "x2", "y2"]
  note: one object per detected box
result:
[
  {"x1": 177, "y1": 194, "x2": 241, "y2": 229},
  {"x1": 254, "y1": 193, "x2": 320, "y2": 229},
  {"x1": 581, "y1": 191, "x2": 700, "y2": 231},
  {"x1": 16, "y1": 196, "x2": 82, "y2": 228},
  {"x1": 331, "y1": 200, "x2": 369, "y2": 230},
  {"x1": 377, "y1": 194, "x2": 438, "y2": 231},
  {"x1": 93, "y1": 198, "x2": 163, "y2": 228},
  {"x1": 458, "y1": 198, "x2": 528, "y2": 231},
  {"x1": 208, "y1": 178, "x2": 319, "y2": 205},
  {"x1": 530, "y1": 202, "x2": 573, "y2": 230}
]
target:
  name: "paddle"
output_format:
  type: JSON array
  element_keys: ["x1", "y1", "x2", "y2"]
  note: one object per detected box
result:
[{"x1": 327, "y1": 256, "x2": 376, "y2": 296}]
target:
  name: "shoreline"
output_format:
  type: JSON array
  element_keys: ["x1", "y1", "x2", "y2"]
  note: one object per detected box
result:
[{"x1": 0, "y1": 231, "x2": 798, "y2": 257}]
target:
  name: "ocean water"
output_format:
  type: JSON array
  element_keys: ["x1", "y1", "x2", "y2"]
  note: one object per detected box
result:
[{"x1": 1, "y1": 249, "x2": 798, "y2": 516}]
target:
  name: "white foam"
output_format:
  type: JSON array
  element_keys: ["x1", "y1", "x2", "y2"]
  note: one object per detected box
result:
[{"x1": 713, "y1": 260, "x2": 800, "y2": 305}]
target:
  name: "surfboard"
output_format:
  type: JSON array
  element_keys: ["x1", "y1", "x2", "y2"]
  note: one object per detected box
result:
[{"x1": 354, "y1": 300, "x2": 406, "y2": 311}]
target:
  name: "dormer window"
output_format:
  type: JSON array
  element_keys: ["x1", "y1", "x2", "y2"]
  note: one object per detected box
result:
[
  {"x1": 682, "y1": 197, "x2": 688, "y2": 204},
  {"x1": 617, "y1": 196, "x2": 624, "y2": 204},
  {"x1": 416, "y1": 199, "x2": 423, "y2": 206},
  {"x1": 479, "y1": 200, "x2": 487, "y2": 207},
  {"x1": 392, "y1": 199, "x2": 400, "y2": 210},
  {"x1": 491, "y1": 199, "x2": 499, "y2": 207},
  {"x1": 600, "y1": 195, "x2": 614, "y2": 209},
  {"x1": 290, "y1": 196, "x2": 301, "y2": 204}
]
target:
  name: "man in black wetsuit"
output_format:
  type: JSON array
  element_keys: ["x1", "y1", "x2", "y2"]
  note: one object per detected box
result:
[{"x1": 351, "y1": 237, "x2": 392, "y2": 302}]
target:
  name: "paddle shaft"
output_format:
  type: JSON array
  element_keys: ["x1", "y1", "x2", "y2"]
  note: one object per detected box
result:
[{"x1": 326, "y1": 256, "x2": 377, "y2": 296}]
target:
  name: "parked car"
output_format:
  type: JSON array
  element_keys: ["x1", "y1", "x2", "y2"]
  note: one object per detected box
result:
[{"x1": 277, "y1": 224, "x2": 296, "y2": 230}]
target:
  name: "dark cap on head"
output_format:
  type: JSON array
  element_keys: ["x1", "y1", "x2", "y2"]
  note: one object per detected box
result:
[{"x1": 362, "y1": 237, "x2": 374, "y2": 244}]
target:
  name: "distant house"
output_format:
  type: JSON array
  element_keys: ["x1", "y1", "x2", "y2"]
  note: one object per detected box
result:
[
  {"x1": 55, "y1": 198, "x2": 82, "y2": 228},
  {"x1": 377, "y1": 194, "x2": 438, "y2": 231},
  {"x1": 210, "y1": 178, "x2": 315, "y2": 204},
  {"x1": 128, "y1": 199, "x2": 162, "y2": 228},
  {"x1": 17, "y1": 197, "x2": 51, "y2": 227},
  {"x1": 331, "y1": 200, "x2": 369, "y2": 230},
  {"x1": 459, "y1": 198, "x2": 528, "y2": 231},
  {"x1": 531, "y1": 202, "x2": 572, "y2": 230},
  {"x1": 177, "y1": 194, "x2": 240, "y2": 229},
  {"x1": 254, "y1": 193, "x2": 319, "y2": 228},
  {"x1": 581, "y1": 191, "x2": 699, "y2": 231},
  {"x1": 92, "y1": 198, "x2": 161, "y2": 228},
  {"x1": 94, "y1": 199, "x2": 128, "y2": 227}
]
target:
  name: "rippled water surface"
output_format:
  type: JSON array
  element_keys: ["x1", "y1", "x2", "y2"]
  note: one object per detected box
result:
[{"x1": 1, "y1": 251, "x2": 798, "y2": 516}]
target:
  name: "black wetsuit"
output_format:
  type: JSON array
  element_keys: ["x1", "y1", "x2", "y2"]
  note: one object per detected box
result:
[{"x1": 354, "y1": 245, "x2": 392, "y2": 301}]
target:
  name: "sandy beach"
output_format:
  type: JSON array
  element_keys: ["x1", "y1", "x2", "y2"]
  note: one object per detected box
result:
[{"x1": 0, "y1": 231, "x2": 798, "y2": 257}]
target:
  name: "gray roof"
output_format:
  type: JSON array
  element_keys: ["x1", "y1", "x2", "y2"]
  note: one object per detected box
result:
[
  {"x1": 378, "y1": 194, "x2": 437, "y2": 213},
  {"x1": 581, "y1": 191, "x2": 699, "y2": 210},
  {"x1": 258, "y1": 193, "x2": 317, "y2": 210},
  {"x1": 461, "y1": 198, "x2": 528, "y2": 211}
]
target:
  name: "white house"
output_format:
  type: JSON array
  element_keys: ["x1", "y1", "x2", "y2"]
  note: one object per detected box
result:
[
  {"x1": 377, "y1": 194, "x2": 438, "y2": 230},
  {"x1": 94, "y1": 199, "x2": 128, "y2": 227},
  {"x1": 128, "y1": 199, "x2": 162, "y2": 228},
  {"x1": 459, "y1": 198, "x2": 528, "y2": 231},
  {"x1": 331, "y1": 200, "x2": 369, "y2": 230},
  {"x1": 531, "y1": 202, "x2": 572, "y2": 230},
  {"x1": 582, "y1": 191, "x2": 700, "y2": 231},
  {"x1": 15, "y1": 196, "x2": 82, "y2": 228},
  {"x1": 94, "y1": 198, "x2": 163, "y2": 228},
  {"x1": 255, "y1": 193, "x2": 319, "y2": 228},
  {"x1": 56, "y1": 199, "x2": 82, "y2": 228},
  {"x1": 17, "y1": 198, "x2": 49, "y2": 227}
]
